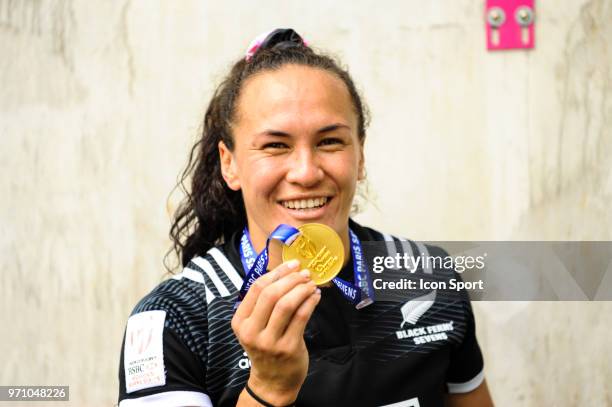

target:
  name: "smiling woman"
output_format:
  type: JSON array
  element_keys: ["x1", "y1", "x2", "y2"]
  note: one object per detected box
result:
[
  {"x1": 117, "y1": 29, "x2": 493, "y2": 407},
  {"x1": 219, "y1": 64, "x2": 364, "y2": 262}
]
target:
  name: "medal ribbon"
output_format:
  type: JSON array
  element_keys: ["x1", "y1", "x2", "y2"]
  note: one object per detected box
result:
[{"x1": 238, "y1": 224, "x2": 375, "y2": 309}]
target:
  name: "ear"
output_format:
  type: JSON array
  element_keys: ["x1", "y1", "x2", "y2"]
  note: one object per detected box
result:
[
  {"x1": 357, "y1": 142, "x2": 366, "y2": 181},
  {"x1": 218, "y1": 141, "x2": 241, "y2": 191}
]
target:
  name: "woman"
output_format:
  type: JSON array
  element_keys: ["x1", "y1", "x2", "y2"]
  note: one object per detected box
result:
[{"x1": 118, "y1": 29, "x2": 493, "y2": 407}]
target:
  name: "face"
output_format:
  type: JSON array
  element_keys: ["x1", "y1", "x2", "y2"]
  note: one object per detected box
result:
[{"x1": 219, "y1": 64, "x2": 364, "y2": 252}]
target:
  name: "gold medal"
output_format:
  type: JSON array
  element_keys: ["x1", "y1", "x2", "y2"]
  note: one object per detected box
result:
[{"x1": 282, "y1": 223, "x2": 344, "y2": 285}]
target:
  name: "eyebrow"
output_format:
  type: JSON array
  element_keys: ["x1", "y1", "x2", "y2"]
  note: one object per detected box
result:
[{"x1": 256, "y1": 123, "x2": 350, "y2": 138}]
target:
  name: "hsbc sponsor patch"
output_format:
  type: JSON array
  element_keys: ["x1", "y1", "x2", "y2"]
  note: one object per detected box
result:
[{"x1": 124, "y1": 310, "x2": 166, "y2": 393}]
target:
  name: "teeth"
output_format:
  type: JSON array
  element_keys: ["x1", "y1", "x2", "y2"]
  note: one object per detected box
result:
[{"x1": 282, "y1": 197, "x2": 328, "y2": 209}]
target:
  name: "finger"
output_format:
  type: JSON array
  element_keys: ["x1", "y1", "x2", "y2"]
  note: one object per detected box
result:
[
  {"x1": 283, "y1": 289, "x2": 321, "y2": 340},
  {"x1": 234, "y1": 260, "x2": 300, "y2": 322},
  {"x1": 248, "y1": 268, "x2": 312, "y2": 331},
  {"x1": 265, "y1": 280, "x2": 318, "y2": 338}
]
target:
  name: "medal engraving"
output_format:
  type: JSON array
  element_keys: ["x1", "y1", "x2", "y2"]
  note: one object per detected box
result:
[
  {"x1": 282, "y1": 223, "x2": 344, "y2": 285},
  {"x1": 294, "y1": 235, "x2": 317, "y2": 258},
  {"x1": 307, "y1": 245, "x2": 339, "y2": 279}
]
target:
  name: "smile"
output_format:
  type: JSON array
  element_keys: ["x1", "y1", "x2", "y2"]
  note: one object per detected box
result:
[{"x1": 280, "y1": 197, "x2": 329, "y2": 210}]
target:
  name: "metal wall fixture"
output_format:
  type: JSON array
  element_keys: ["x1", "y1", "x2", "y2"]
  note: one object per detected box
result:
[{"x1": 486, "y1": 0, "x2": 535, "y2": 50}]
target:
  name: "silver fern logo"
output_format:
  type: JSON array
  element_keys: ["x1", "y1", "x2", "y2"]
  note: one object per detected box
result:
[
  {"x1": 396, "y1": 290, "x2": 454, "y2": 343},
  {"x1": 399, "y1": 290, "x2": 436, "y2": 327}
]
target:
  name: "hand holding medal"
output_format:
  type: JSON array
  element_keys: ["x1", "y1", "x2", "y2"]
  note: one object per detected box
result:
[
  {"x1": 232, "y1": 256, "x2": 319, "y2": 407},
  {"x1": 234, "y1": 222, "x2": 375, "y2": 404},
  {"x1": 238, "y1": 223, "x2": 374, "y2": 309}
]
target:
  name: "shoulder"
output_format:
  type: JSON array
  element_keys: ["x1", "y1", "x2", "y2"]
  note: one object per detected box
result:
[
  {"x1": 124, "y1": 247, "x2": 244, "y2": 354},
  {"x1": 354, "y1": 220, "x2": 474, "y2": 325},
  {"x1": 352, "y1": 219, "x2": 447, "y2": 263},
  {"x1": 131, "y1": 248, "x2": 243, "y2": 318}
]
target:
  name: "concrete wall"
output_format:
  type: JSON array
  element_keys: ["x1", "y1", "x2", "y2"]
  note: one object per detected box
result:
[{"x1": 1, "y1": 0, "x2": 610, "y2": 405}]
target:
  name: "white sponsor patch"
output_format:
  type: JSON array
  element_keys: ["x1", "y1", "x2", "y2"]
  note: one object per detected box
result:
[{"x1": 124, "y1": 310, "x2": 166, "y2": 393}]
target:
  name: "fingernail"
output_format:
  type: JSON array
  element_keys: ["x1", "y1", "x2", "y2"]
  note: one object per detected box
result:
[
  {"x1": 315, "y1": 288, "x2": 321, "y2": 295},
  {"x1": 300, "y1": 269, "x2": 311, "y2": 278},
  {"x1": 287, "y1": 259, "x2": 300, "y2": 269}
]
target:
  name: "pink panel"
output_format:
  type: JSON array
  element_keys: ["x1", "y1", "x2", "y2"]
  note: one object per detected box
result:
[{"x1": 486, "y1": 0, "x2": 535, "y2": 50}]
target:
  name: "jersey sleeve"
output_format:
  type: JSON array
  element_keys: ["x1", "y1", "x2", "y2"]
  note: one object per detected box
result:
[
  {"x1": 118, "y1": 278, "x2": 213, "y2": 406},
  {"x1": 444, "y1": 274, "x2": 485, "y2": 394}
]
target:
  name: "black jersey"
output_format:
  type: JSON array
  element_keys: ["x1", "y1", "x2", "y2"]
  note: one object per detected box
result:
[{"x1": 118, "y1": 220, "x2": 484, "y2": 407}]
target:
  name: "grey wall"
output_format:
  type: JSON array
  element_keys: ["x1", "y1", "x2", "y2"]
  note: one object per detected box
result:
[{"x1": 1, "y1": 0, "x2": 611, "y2": 405}]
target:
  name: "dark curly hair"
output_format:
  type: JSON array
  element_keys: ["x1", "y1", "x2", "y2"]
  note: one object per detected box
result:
[{"x1": 165, "y1": 34, "x2": 370, "y2": 271}]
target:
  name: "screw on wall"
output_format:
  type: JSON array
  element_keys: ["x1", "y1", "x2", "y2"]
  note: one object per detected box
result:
[{"x1": 487, "y1": 7, "x2": 506, "y2": 46}]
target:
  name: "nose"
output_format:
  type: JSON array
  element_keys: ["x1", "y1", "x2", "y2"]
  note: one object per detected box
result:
[{"x1": 285, "y1": 147, "x2": 324, "y2": 187}]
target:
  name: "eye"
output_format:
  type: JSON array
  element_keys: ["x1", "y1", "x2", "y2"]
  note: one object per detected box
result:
[
  {"x1": 318, "y1": 138, "x2": 344, "y2": 147},
  {"x1": 262, "y1": 142, "x2": 289, "y2": 149}
]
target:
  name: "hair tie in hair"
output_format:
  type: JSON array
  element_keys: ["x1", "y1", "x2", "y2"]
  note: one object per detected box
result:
[{"x1": 244, "y1": 28, "x2": 308, "y2": 61}]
